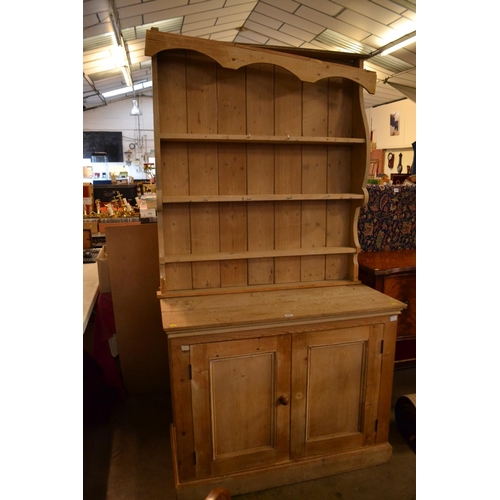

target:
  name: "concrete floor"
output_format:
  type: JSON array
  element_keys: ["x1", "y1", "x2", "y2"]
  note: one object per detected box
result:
[{"x1": 83, "y1": 365, "x2": 416, "y2": 500}]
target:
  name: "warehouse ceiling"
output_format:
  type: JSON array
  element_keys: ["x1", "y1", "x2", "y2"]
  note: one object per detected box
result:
[{"x1": 83, "y1": 0, "x2": 416, "y2": 112}]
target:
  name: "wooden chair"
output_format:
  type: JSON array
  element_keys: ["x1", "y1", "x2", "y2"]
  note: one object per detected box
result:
[{"x1": 205, "y1": 487, "x2": 231, "y2": 500}]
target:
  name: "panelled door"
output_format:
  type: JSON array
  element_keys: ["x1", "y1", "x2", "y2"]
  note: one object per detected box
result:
[
  {"x1": 190, "y1": 335, "x2": 291, "y2": 477},
  {"x1": 290, "y1": 324, "x2": 385, "y2": 459}
]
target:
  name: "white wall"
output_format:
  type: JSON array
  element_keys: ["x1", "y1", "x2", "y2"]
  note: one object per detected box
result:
[
  {"x1": 366, "y1": 98, "x2": 416, "y2": 175},
  {"x1": 83, "y1": 96, "x2": 154, "y2": 180},
  {"x1": 366, "y1": 98, "x2": 416, "y2": 149}
]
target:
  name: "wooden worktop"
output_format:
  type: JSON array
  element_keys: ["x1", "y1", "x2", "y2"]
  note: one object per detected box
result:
[
  {"x1": 358, "y1": 250, "x2": 416, "y2": 276},
  {"x1": 160, "y1": 284, "x2": 406, "y2": 336}
]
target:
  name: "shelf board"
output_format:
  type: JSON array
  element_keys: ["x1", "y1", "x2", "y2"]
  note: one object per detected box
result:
[
  {"x1": 158, "y1": 279, "x2": 360, "y2": 298},
  {"x1": 162, "y1": 193, "x2": 365, "y2": 203},
  {"x1": 160, "y1": 246, "x2": 357, "y2": 264},
  {"x1": 160, "y1": 133, "x2": 365, "y2": 144}
]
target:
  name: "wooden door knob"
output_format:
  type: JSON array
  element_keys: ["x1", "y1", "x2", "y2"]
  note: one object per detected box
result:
[{"x1": 278, "y1": 395, "x2": 289, "y2": 406}]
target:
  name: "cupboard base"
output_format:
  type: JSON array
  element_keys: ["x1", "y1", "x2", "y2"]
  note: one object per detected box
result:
[{"x1": 171, "y1": 424, "x2": 392, "y2": 499}]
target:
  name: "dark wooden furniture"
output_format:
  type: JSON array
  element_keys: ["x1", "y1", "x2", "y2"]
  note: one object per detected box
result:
[
  {"x1": 390, "y1": 173, "x2": 410, "y2": 184},
  {"x1": 83, "y1": 228, "x2": 92, "y2": 249},
  {"x1": 358, "y1": 250, "x2": 416, "y2": 368}
]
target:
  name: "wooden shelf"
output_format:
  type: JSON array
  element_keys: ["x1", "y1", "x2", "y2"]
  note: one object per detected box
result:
[
  {"x1": 160, "y1": 246, "x2": 357, "y2": 264},
  {"x1": 162, "y1": 193, "x2": 365, "y2": 203},
  {"x1": 151, "y1": 30, "x2": 372, "y2": 291},
  {"x1": 160, "y1": 133, "x2": 366, "y2": 144},
  {"x1": 158, "y1": 279, "x2": 359, "y2": 298}
]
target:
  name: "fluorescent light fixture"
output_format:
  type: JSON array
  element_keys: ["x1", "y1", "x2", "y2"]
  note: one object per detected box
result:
[
  {"x1": 102, "y1": 81, "x2": 152, "y2": 99},
  {"x1": 121, "y1": 66, "x2": 132, "y2": 87},
  {"x1": 102, "y1": 86, "x2": 133, "y2": 98},
  {"x1": 111, "y1": 44, "x2": 127, "y2": 68},
  {"x1": 111, "y1": 43, "x2": 133, "y2": 86},
  {"x1": 381, "y1": 34, "x2": 416, "y2": 56}
]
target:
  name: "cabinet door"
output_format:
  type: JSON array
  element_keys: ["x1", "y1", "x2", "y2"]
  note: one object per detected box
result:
[
  {"x1": 190, "y1": 335, "x2": 291, "y2": 478},
  {"x1": 291, "y1": 324, "x2": 384, "y2": 459}
]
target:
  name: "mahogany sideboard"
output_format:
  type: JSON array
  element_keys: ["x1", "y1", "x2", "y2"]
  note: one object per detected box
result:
[{"x1": 358, "y1": 250, "x2": 416, "y2": 368}]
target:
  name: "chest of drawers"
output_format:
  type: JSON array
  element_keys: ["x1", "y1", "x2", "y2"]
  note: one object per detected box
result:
[{"x1": 358, "y1": 250, "x2": 416, "y2": 368}]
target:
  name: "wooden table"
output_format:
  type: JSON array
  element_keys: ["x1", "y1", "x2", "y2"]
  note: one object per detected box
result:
[{"x1": 358, "y1": 250, "x2": 416, "y2": 368}]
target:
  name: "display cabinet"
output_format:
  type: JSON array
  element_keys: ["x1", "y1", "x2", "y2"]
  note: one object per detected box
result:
[{"x1": 145, "y1": 30, "x2": 406, "y2": 498}]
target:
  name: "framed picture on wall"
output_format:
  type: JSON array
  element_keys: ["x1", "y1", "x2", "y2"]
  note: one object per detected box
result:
[
  {"x1": 390, "y1": 111, "x2": 400, "y2": 136},
  {"x1": 369, "y1": 159, "x2": 380, "y2": 176}
]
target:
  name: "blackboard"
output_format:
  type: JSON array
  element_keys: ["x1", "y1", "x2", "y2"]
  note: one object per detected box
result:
[
  {"x1": 93, "y1": 184, "x2": 138, "y2": 203},
  {"x1": 83, "y1": 131, "x2": 123, "y2": 162}
]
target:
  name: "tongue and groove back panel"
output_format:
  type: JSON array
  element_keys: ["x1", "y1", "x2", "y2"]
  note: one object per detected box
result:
[{"x1": 148, "y1": 32, "x2": 375, "y2": 295}]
